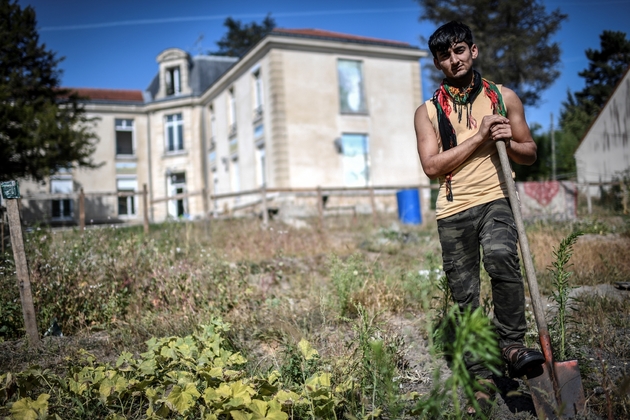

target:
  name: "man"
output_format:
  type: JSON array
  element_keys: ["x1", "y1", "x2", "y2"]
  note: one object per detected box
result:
[{"x1": 414, "y1": 21, "x2": 544, "y2": 385}]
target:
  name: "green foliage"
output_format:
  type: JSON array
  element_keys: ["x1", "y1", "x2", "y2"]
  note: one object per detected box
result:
[
  {"x1": 349, "y1": 306, "x2": 403, "y2": 418},
  {"x1": 212, "y1": 14, "x2": 276, "y2": 57},
  {"x1": 0, "y1": 319, "x2": 350, "y2": 419},
  {"x1": 417, "y1": 0, "x2": 567, "y2": 106},
  {"x1": 329, "y1": 254, "x2": 368, "y2": 316},
  {"x1": 548, "y1": 231, "x2": 583, "y2": 361},
  {"x1": 414, "y1": 306, "x2": 501, "y2": 419},
  {"x1": 0, "y1": 0, "x2": 99, "y2": 182}
]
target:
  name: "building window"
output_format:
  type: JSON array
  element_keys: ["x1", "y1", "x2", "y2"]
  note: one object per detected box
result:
[
  {"x1": 254, "y1": 123, "x2": 264, "y2": 139},
  {"x1": 167, "y1": 172, "x2": 187, "y2": 218},
  {"x1": 341, "y1": 133, "x2": 370, "y2": 186},
  {"x1": 338, "y1": 59, "x2": 367, "y2": 114},
  {"x1": 166, "y1": 66, "x2": 181, "y2": 96},
  {"x1": 228, "y1": 87, "x2": 237, "y2": 137},
  {"x1": 165, "y1": 113, "x2": 184, "y2": 152},
  {"x1": 51, "y1": 177, "x2": 73, "y2": 219},
  {"x1": 211, "y1": 166, "x2": 219, "y2": 194},
  {"x1": 230, "y1": 157, "x2": 240, "y2": 193},
  {"x1": 209, "y1": 104, "x2": 216, "y2": 146},
  {"x1": 256, "y1": 142, "x2": 266, "y2": 187},
  {"x1": 253, "y1": 69, "x2": 263, "y2": 120},
  {"x1": 117, "y1": 177, "x2": 137, "y2": 216},
  {"x1": 115, "y1": 119, "x2": 134, "y2": 156}
]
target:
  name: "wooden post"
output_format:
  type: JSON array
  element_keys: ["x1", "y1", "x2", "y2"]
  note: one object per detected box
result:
[
  {"x1": 1, "y1": 211, "x2": 5, "y2": 255},
  {"x1": 79, "y1": 188, "x2": 85, "y2": 231},
  {"x1": 143, "y1": 184, "x2": 149, "y2": 235},
  {"x1": 202, "y1": 187, "x2": 209, "y2": 218},
  {"x1": 585, "y1": 185, "x2": 592, "y2": 215},
  {"x1": 369, "y1": 186, "x2": 377, "y2": 227},
  {"x1": 317, "y1": 186, "x2": 324, "y2": 231},
  {"x1": 261, "y1": 185, "x2": 269, "y2": 227},
  {"x1": 1, "y1": 181, "x2": 40, "y2": 348}
]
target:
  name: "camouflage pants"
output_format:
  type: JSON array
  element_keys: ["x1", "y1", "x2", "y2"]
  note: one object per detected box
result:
[{"x1": 437, "y1": 198, "x2": 526, "y2": 377}]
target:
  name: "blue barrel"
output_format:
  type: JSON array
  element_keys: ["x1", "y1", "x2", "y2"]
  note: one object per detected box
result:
[{"x1": 396, "y1": 189, "x2": 422, "y2": 224}]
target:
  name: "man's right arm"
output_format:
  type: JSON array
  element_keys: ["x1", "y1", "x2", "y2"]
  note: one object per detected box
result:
[{"x1": 414, "y1": 103, "x2": 510, "y2": 179}]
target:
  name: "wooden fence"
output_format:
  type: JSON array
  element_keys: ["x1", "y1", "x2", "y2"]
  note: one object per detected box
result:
[{"x1": 2, "y1": 180, "x2": 626, "y2": 244}]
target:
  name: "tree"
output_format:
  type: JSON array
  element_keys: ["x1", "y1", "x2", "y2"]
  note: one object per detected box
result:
[
  {"x1": 558, "y1": 30, "x2": 630, "y2": 177},
  {"x1": 416, "y1": 0, "x2": 567, "y2": 106},
  {"x1": 0, "y1": 0, "x2": 99, "y2": 183},
  {"x1": 212, "y1": 14, "x2": 276, "y2": 57}
]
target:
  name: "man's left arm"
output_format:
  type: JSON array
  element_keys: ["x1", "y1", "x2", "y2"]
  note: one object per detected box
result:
[{"x1": 492, "y1": 87, "x2": 537, "y2": 166}]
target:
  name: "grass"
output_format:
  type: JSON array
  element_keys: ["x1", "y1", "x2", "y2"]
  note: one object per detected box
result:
[{"x1": 1, "y1": 207, "x2": 629, "y2": 419}]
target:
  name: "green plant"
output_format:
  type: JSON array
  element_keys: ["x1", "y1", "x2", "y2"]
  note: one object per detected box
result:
[
  {"x1": 329, "y1": 254, "x2": 368, "y2": 316},
  {"x1": 548, "y1": 231, "x2": 583, "y2": 361},
  {"x1": 350, "y1": 305, "x2": 402, "y2": 418},
  {"x1": 413, "y1": 306, "x2": 501, "y2": 419}
]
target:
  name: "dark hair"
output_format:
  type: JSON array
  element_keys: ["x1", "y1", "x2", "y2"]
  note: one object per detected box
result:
[{"x1": 428, "y1": 21, "x2": 474, "y2": 58}]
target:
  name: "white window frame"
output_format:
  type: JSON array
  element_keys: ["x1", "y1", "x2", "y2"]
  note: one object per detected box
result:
[
  {"x1": 50, "y1": 176, "x2": 73, "y2": 220},
  {"x1": 252, "y1": 68, "x2": 264, "y2": 119},
  {"x1": 165, "y1": 113, "x2": 184, "y2": 153},
  {"x1": 228, "y1": 87, "x2": 237, "y2": 137},
  {"x1": 230, "y1": 156, "x2": 240, "y2": 193},
  {"x1": 255, "y1": 142, "x2": 266, "y2": 187},
  {"x1": 340, "y1": 133, "x2": 370, "y2": 187},
  {"x1": 115, "y1": 118, "x2": 135, "y2": 156},
  {"x1": 338, "y1": 59, "x2": 367, "y2": 114},
  {"x1": 167, "y1": 172, "x2": 187, "y2": 218},
  {"x1": 166, "y1": 66, "x2": 181, "y2": 96},
  {"x1": 117, "y1": 176, "x2": 137, "y2": 217}
]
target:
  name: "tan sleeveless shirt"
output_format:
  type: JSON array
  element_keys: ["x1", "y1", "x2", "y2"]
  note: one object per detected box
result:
[{"x1": 426, "y1": 86, "x2": 509, "y2": 219}]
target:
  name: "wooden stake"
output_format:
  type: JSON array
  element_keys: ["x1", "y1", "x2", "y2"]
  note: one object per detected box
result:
[
  {"x1": 261, "y1": 185, "x2": 269, "y2": 227},
  {"x1": 143, "y1": 184, "x2": 149, "y2": 235},
  {"x1": 317, "y1": 186, "x2": 324, "y2": 231},
  {"x1": 369, "y1": 186, "x2": 377, "y2": 227},
  {"x1": 79, "y1": 188, "x2": 85, "y2": 231},
  {"x1": 6, "y1": 199, "x2": 40, "y2": 348}
]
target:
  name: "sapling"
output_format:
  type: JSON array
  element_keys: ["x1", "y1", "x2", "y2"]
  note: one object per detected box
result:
[{"x1": 548, "y1": 231, "x2": 583, "y2": 361}]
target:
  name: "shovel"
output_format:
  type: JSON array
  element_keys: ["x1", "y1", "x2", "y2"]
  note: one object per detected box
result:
[{"x1": 495, "y1": 140, "x2": 586, "y2": 419}]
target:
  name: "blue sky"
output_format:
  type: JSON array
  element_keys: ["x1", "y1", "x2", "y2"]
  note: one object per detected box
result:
[{"x1": 16, "y1": 0, "x2": 630, "y2": 132}]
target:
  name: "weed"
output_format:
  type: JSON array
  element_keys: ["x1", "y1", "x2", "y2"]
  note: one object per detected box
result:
[{"x1": 548, "y1": 231, "x2": 582, "y2": 361}]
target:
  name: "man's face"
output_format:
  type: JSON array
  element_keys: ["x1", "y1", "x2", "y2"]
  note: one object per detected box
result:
[{"x1": 433, "y1": 41, "x2": 478, "y2": 81}]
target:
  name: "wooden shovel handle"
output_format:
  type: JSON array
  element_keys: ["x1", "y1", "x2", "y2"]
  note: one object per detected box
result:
[{"x1": 495, "y1": 141, "x2": 550, "y2": 342}]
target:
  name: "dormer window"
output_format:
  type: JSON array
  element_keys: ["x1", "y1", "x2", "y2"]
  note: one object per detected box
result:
[{"x1": 166, "y1": 66, "x2": 181, "y2": 96}]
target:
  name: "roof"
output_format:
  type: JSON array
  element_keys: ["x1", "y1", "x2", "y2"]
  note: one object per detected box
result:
[
  {"x1": 68, "y1": 88, "x2": 144, "y2": 103},
  {"x1": 270, "y1": 28, "x2": 417, "y2": 49},
  {"x1": 145, "y1": 55, "x2": 238, "y2": 101}
]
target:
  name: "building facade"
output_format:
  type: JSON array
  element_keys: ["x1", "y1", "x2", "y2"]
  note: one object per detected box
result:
[
  {"x1": 18, "y1": 29, "x2": 428, "y2": 224},
  {"x1": 574, "y1": 68, "x2": 630, "y2": 197}
]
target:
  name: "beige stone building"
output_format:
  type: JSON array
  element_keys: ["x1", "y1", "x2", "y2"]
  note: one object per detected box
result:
[{"x1": 17, "y1": 28, "x2": 428, "y2": 225}]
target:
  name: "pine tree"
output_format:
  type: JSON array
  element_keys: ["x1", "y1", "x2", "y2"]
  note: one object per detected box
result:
[
  {"x1": 0, "y1": 0, "x2": 99, "y2": 183},
  {"x1": 212, "y1": 14, "x2": 276, "y2": 57},
  {"x1": 416, "y1": 0, "x2": 567, "y2": 107}
]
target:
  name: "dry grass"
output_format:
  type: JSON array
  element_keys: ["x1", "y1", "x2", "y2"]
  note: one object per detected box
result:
[{"x1": 1, "y1": 208, "x2": 629, "y2": 418}]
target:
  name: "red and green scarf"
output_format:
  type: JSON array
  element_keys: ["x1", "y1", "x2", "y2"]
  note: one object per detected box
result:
[{"x1": 431, "y1": 70, "x2": 506, "y2": 201}]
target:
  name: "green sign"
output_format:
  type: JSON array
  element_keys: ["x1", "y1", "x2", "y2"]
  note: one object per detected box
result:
[{"x1": 1, "y1": 180, "x2": 20, "y2": 199}]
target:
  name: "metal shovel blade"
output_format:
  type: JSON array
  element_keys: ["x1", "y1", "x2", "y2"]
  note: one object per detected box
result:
[
  {"x1": 527, "y1": 361, "x2": 560, "y2": 420},
  {"x1": 554, "y1": 359, "x2": 586, "y2": 417}
]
